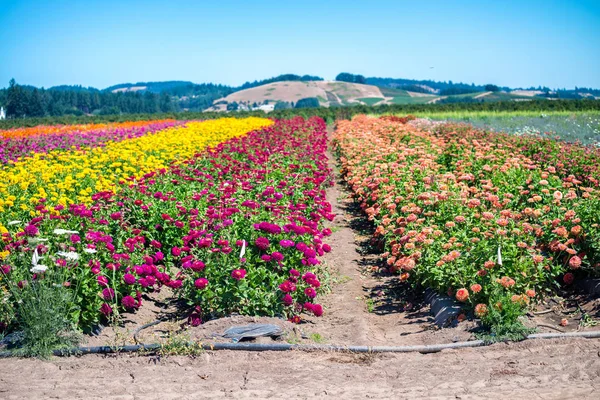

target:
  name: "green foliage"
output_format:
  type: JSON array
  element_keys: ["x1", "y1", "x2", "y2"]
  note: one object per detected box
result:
[
  {"x1": 7, "y1": 278, "x2": 82, "y2": 359},
  {"x1": 294, "y1": 97, "x2": 320, "y2": 109},
  {"x1": 274, "y1": 101, "x2": 292, "y2": 110},
  {"x1": 239, "y1": 74, "x2": 323, "y2": 90},
  {"x1": 484, "y1": 84, "x2": 501, "y2": 92},
  {"x1": 357, "y1": 97, "x2": 384, "y2": 106},
  {"x1": 440, "y1": 88, "x2": 482, "y2": 96},
  {"x1": 477, "y1": 293, "x2": 535, "y2": 343},
  {"x1": 1, "y1": 97, "x2": 599, "y2": 130},
  {"x1": 335, "y1": 73, "x2": 366, "y2": 84}
]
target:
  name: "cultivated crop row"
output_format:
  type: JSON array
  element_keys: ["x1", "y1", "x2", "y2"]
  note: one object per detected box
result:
[
  {"x1": 334, "y1": 116, "x2": 599, "y2": 328},
  {"x1": 0, "y1": 117, "x2": 333, "y2": 335}
]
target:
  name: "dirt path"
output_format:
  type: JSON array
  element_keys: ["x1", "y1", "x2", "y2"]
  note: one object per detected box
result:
[
  {"x1": 0, "y1": 338, "x2": 598, "y2": 399},
  {"x1": 1, "y1": 126, "x2": 599, "y2": 399},
  {"x1": 300, "y1": 127, "x2": 475, "y2": 346}
]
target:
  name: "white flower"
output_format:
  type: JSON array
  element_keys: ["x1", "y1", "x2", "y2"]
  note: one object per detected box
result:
[
  {"x1": 56, "y1": 251, "x2": 79, "y2": 261},
  {"x1": 83, "y1": 248, "x2": 97, "y2": 254},
  {"x1": 53, "y1": 228, "x2": 79, "y2": 235},
  {"x1": 7, "y1": 220, "x2": 22, "y2": 226},
  {"x1": 30, "y1": 265, "x2": 48, "y2": 274}
]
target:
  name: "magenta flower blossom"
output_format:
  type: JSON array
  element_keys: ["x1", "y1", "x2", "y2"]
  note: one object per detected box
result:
[
  {"x1": 231, "y1": 269, "x2": 247, "y2": 280},
  {"x1": 102, "y1": 287, "x2": 115, "y2": 300},
  {"x1": 100, "y1": 303, "x2": 113, "y2": 316},
  {"x1": 312, "y1": 304, "x2": 323, "y2": 317},
  {"x1": 122, "y1": 295, "x2": 136, "y2": 309},
  {"x1": 279, "y1": 239, "x2": 295, "y2": 248},
  {"x1": 283, "y1": 293, "x2": 294, "y2": 306},
  {"x1": 123, "y1": 273, "x2": 136, "y2": 285},
  {"x1": 304, "y1": 287, "x2": 317, "y2": 298},
  {"x1": 279, "y1": 280, "x2": 296, "y2": 293},
  {"x1": 255, "y1": 237, "x2": 270, "y2": 250},
  {"x1": 97, "y1": 275, "x2": 109, "y2": 287},
  {"x1": 24, "y1": 224, "x2": 39, "y2": 236},
  {"x1": 168, "y1": 279, "x2": 183, "y2": 289},
  {"x1": 271, "y1": 252, "x2": 284, "y2": 262},
  {"x1": 194, "y1": 278, "x2": 209, "y2": 289}
]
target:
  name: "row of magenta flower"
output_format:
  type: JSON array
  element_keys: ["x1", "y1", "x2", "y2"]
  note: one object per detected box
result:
[{"x1": 0, "y1": 117, "x2": 334, "y2": 331}]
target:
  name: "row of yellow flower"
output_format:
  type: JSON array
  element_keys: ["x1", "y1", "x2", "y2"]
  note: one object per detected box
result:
[{"x1": 0, "y1": 117, "x2": 273, "y2": 227}]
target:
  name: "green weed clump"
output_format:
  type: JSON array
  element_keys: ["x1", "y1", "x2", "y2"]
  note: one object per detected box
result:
[{"x1": 9, "y1": 280, "x2": 82, "y2": 358}]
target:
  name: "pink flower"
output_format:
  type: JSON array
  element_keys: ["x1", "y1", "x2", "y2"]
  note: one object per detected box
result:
[
  {"x1": 123, "y1": 273, "x2": 136, "y2": 285},
  {"x1": 194, "y1": 278, "x2": 208, "y2": 289},
  {"x1": 231, "y1": 269, "x2": 247, "y2": 280},
  {"x1": 283, "y1": 293, "x2": 294, "y2": 306},
  {"x1": 312, "y1": 304, "x2": 323, "y2": 317},
  {"x1": 563, "y1": 272, "x2": 575, "y2": 285},
  {"x1": 569, "y1": 256, "x2": 582, "y2": 269},
  {"x1": 168, "y1": 279, "x2": 183, "y2": 289},
  {"x1": 24, "y1": 224, "x2": 39, "y2": 236},
  {"x1": 122, "y1": 295, "x2": 136, "y2": 309},
  {"x1": 97, "y1": 275, "x2": 109, "y2": 287},
  {"x1": 100, "y1": 303, "x2": 113, "y2": 315},
  {"x1": 304, "y1": 287, "x2": 317, "y2": 298},
  {"x1": 102, "y1": 287, "x2": 115, "y2": 300},
  {"x1": 279, "y1": 239, "x2": 295, "y2": 248},
  {"x1": 271, "y1": 252, "x2": 284, "y2": 262},
  {"x1": 279, "y1": 280, "x2": 296, "y2": 293},
  {"x1": 255, "y1": 237, "x2": 270, "y2": 250}
]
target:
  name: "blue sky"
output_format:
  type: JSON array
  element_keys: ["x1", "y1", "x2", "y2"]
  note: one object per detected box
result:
[{"x1": 0, "y1": 0, "x2": 598, "y2": 89}]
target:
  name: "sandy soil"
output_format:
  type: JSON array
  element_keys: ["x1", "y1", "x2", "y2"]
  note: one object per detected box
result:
[
  {"x1": 473, "y1": 91, "x2": 493, "y2": 99},
  {"x1": 0, "y1": 126, "x2": 599, "y2": 399},
  {"x1": 1, "y1": 338, "x2": 599, "y2": 400},
  {"x1": 511, "y1": 90, "x2": 545, "y2": 97}
]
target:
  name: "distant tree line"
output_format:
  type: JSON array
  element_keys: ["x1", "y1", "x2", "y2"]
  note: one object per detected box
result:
[
  {"x1": 335, "y1": 73, "x2": 367, "y2": 84},
  {"x1": 1, "y1": 98, "x2": 598, "y2": 130},
  {"x1": 238, "y1": 74, "x2": 323, "y2": 90},
  {"x1": 365, "y1": 76, "x2": 509, "y2": 93},
  {"x1": 2, "y1": 79, "x2": 176, "y2": 118},
  {"x1": 0, "y1": 74, "x2": 326, "y2": 119}
]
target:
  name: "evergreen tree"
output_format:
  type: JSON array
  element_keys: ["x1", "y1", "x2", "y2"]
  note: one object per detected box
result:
[
  {"x1": 6, "y1": 79, "x2": 28, "y2": 118},
  {"x1": 160, "y1": 92, "x2": 175, "y2": 112},
  {"x1": 27, "y1": 88, "x2": 45, "y2": 117}
]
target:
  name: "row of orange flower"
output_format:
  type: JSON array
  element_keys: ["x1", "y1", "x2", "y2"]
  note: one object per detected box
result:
[
  {"x1": 0, "y1": 120, "x2": 177, "y2": 139},
  {"x1": 333, "y1": 115, "x2": 600, "y2": 321}
]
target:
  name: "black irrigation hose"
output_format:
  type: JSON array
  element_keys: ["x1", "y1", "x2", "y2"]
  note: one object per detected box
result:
[
  {"x1": 1, "y1": 330, "x2": 600, "y2": 358},
  {"x1": 133, "y1": 319, "x2": 166, "y2": 344}
]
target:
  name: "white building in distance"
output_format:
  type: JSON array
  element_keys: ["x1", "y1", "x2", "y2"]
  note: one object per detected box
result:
[{"x1": 0, "y1": 107, "x2": 6, "y2": 120}]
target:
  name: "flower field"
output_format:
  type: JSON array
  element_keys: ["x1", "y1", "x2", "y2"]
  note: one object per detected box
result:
[
  {"x1": 0, "y1": 116, "x2": 334, "y2": 338},
  {"x1": 0, "y1": 118, "x2": 270, "y2": 224},
  {"x1": 0, "y1": 120, "x2": 183, "y2": 163},
  {"x1": 334, "y1": 115, "x2": 600, "y2": 325}
]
